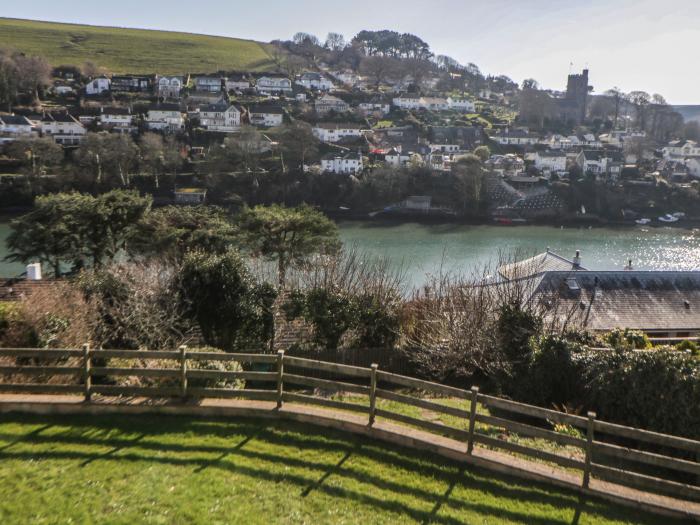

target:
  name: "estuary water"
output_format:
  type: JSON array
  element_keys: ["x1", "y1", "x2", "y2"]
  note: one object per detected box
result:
[{"x1": 2, "y1": 219, "x2": 700, "y2": 289}]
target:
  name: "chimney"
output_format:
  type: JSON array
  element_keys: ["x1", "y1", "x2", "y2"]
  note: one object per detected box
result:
[
  {"x1": 26, "y1": 262, "x2": 42, "y2": 281},
  {"x1": 573, "y1": 250, "x2": 581, "y2": 268}
]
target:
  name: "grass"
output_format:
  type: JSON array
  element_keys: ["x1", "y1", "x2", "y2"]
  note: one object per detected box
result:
[
  {"x1": 0, "y1": 413, "x2": 683, "y2": 524},
  {"x1": 0, "y1": 18, "x2": 276, "y2": 74}
]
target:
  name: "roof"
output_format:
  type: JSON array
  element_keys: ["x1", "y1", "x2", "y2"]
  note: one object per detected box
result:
[
  {"x1": 148, "y1": 103, "x2": 182, "y2": 112},
  {"x1": 498, "y1": 249, "x2": 587, "y2": 280},
  {"x1": 300, "y1": 72, "x2": 322, "y2": 80},
  {"x1": 43, "y1": 113, "x2": 81, "y2": 124},
  {"x1": 581, "y1": 149, "x2": 624, "y2": 162},
  {"x1": 531, "y1": 271, "x2": 700, "y2": 331},
  {"x1": 0, "y1": 115, "x2": 32, "y2": 126},
  {"x1": 200, "y1": 103, "x2": 240, "y2": 113},
  {"x1": 102, "y1": 107, "x2": 131, "y2": 116},
  {"x1": 248, "y1": 104, "x2": 284, "y2": 115},
  {"x1": 314, "y1": 122, "x2": 363, "y2": 130}
]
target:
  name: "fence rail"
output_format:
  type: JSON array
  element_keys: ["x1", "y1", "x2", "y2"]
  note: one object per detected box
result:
[{"x1": 0, "y1": 346, "x2": 699, "y2": 504}]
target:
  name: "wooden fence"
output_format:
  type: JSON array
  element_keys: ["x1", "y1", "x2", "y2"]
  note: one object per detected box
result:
[{"x1": 0, "y1": 346, "x2": 699, "y2": 505}]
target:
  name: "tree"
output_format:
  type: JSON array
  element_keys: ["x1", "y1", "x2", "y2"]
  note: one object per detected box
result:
[
  {"x1": 138, "y1": 132, "x2": 180, "y2": 188},
  {"x1": 5, "y1": 190, "x2": 150, "y2": 276},
  {"x1": 325, "y1": 32, "x2": 346, "y2": 51},
  {"x1": 180, "y1": 250, "x2": 276, "y2": 351},
  {"x1": 276, "y1": 121, "x2": 318, "y2": 171},
  {"x1": 360, "y1": 56, "x2": 399, "y2": 89},
  {"x1": 236, "y1": 204, "x2": 341, "y2": 287},
  {"x1": 452, "y1": 154, "x2": 485, "y2": 215},
  {"x1": 0, "y1": 49, "x2": 20, "y2": 111},
  {"x1": 15, "y1": 54, "x2": 51, "y2": 103},
  {"x1": 128, "y1": 205, "x2": 237, "y2": 262},
  {"x1": 473, "y1": 145, "x2": 490, "y2": 162},
  {"x1": 7, "y1": 137, "x2": 63, "y2": 183},
  {"x1": 75, "y1": 132, "x2": 138, "y2": 187}
]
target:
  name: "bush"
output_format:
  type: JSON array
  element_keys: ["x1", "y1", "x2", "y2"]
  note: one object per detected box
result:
[
  {"x1": 603, "y1": 328, "x2": 651, "y2": 350},
  {"x1": 187, "y1": 347, "x2": 244, "y2": 389},
  {"x1": 676, "y1": 339, "x2": 699, "y2": 356}
]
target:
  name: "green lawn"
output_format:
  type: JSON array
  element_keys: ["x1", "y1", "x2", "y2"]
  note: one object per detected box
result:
[
  {"x1": 0, "y1": 18, "x2": 275, "y2": 74},
  {"x1": 0, "y1": 413, "x2": 681, "y2": 524}
]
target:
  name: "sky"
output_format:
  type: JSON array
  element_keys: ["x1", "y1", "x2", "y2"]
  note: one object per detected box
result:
[{"x1": 4, "y1": 0, "x2": 700, "y2": 104}]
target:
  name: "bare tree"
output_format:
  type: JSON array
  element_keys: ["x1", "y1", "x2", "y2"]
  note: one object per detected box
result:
[
  {"x1": 16, "y1": 54, "x2": 52, "y2": 103},
  {"x1": 325, "y1": 32, "x2": 346, "y2": 51}
]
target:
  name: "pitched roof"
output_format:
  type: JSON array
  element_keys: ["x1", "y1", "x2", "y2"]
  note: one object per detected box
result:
[
  {"x1": 314, "y1": 122, "x2": 363, "y2": 130},
  {"x1": 532, "y1": 271, "x2": 700, "y2": 331},
  {"x1": 0, "y1": 114, "x2": 32, "y2": 126},
  {"x1": 248, "y1": 104, "x2": 284, "y2": 115},
  {"x1": 498, "y1": 249, "x2": 587, "y2": 280}
]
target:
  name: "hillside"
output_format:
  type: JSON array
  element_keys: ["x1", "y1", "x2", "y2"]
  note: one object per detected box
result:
[
  {"x1": 0, "y1": 18, "x2": 276, "y2": 74},
  {"x1": 674, "y1": 105, "x2": 700, "y2": 123}
]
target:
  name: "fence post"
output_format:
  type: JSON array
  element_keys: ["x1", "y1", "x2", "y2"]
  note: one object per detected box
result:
[
  {"x1": 583, "y1": 411, "x2": 596, "y2": 488},
  {"x1": 467, "y1": 386, "x2": 479, "y2": 454},
  {"x1": 179, "y1": 345, "x2": 187, "y2": 400},
  {"x1": 82, "y1": 343, "x2": 91, "y2": 402},
  {"x1": 368, "y1": 363, "x2": 378, "y2": 427},
  {"x1": 276, "y1": 350, "x2": 284, "y2": 409}
]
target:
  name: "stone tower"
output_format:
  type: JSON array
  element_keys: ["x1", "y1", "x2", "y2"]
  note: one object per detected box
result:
[{"x1": 565, "y1": 69, "x2": 590, "y2": 125}]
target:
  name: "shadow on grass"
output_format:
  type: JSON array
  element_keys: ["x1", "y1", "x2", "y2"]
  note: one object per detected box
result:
[{"x1": 0, "y1": 413, "x2": 674, "y2": 525}]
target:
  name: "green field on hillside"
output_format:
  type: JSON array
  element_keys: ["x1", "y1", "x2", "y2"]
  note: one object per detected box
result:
[
  {"x1": 0, "y1": 413, "x2": 682, "y2": 524},
  {"x1": 0, "y1": 18, "x2": 276, "y2": 74}
]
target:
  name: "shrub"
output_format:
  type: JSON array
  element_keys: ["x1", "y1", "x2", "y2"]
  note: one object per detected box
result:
[
  {"x1": 676, "y1": 339, "x2": 699, "y2": 356},
  {"x1": 187, "y1": 347, "x2": 244, "y2": 389},
  {"x1": 603, "y1": 328, "x2": 651, "y2": 350}
]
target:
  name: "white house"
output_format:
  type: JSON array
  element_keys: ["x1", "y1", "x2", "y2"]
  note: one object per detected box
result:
[
  {"x1": 662, "y1": 140, "x2": 700, "y2": 159},
  {"x1": 194, "y1": 76, "x2": 224, "y2": 93},
  {"x1": 296, "y1": 72, "x2": 334, "y2": 91},
  {"x1": 489, "y1": 128, "x2": 540, "y2": 146},
  {"x1": 358, "y1": 102, "x2": 390, "y2": 116},
  {"x1": 534, "y1": 151, "x2": 567, "y2": 173},
  {"x1": 41, "y1": 113, "x2": 86, "y2": 145},
  {"x1": 198, "y1": 103, "x2": 242, "y2": 132},
  {"x1": 447, "y1": 97, "x2": 475, "y2": 112},
  {"x1": 100, "y1": 107, "x2": 134, "y2": 130},
  {"x1": 0, "y1": 114, "x2": 36, "y2": 144},
  {"x1": 146, "y1": 103, "x2": 184, "y2": 132},
  {"x1": 392, "y1": 95, "x2": 450, "y2": 111},
  {"x1": 315, "y1": 94, "x2": 350, "y2": 115},
  {"x1": 226, "y1": 75, "x2": 251, "y2": 92},
  {"x1": 157, "y1": 76, "x2": 183, "y2": 98},
  {"x1": 332, "y1": 70, "x2": 363, "y2": 87},
  {"x1": 85, "y1": 77, "x2": 111, "y2": 96},
  {"x1": 312, "y1": 123, "x2": 363, "y2": 143},
  {"x1": 576, "y1": 150, "x2": 624, "y2": 179},
  {"x1": 392, "y1": 94, "x2": 422, "y2": 110},
  {"x1": 247, "y1": 104, "x2": 284, "y2": 127},
  {"x1": 256, "y1": 75, "x2": 293, "y2": 95},
  {"x1": 321, "y1": 152, "x2": 363, "y2": 174}
]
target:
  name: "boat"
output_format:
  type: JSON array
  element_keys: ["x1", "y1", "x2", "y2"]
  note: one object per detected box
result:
[
  {"x1": 672, "y1": 212, "x2": 686, "y2": 219},
  {"x1": 658, "y1": 214, "x2": 680, "y2": 223},
  {"x1": 635, "y1": 218, "x2": 651, "y2": 225}
]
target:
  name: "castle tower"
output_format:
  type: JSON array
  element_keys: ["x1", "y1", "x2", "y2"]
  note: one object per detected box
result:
[{"x1": 565, "y1": 68, "x2": 590, "y2": 125}]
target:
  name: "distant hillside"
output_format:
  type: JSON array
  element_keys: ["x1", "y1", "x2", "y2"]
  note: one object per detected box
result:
[
  {"x1": 0, "y1": 18, "x2": 276, "y2": 74},
  {"x1": 673, "y1": 105, "x2": 700, "y2": 123}
]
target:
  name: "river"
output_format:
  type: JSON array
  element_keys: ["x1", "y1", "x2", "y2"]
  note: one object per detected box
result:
[{"x1": 2, "y1": 220, "x2": 700, "y2": 289}]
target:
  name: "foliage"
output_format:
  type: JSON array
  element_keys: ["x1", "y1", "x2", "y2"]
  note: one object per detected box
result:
[
  {"x1": 180, "y1": 250, "x2": 276, "y2": 352},
  {"x1": 187, "y1": 347, "x2": 244, "y2": 389},
  {"x1": 6, "y1": 190, "x2": 151, "y2": 276},
  {"x1": 676, "y1": 339, "x2": 699, "y2": 356},
  {"x1": 128, "y1": 205, "x2": 237, "y2": 262},
  {"x1": 603, "y1": 328, "x2": 651, "y2": 350},
  {"x1": 236, "y1": 204, "x2": 340, "y2": 287}
]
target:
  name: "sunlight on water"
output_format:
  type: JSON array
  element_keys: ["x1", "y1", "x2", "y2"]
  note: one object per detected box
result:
[{"x1": 338, "y1": 222, "x2": 700, "y2": 288}]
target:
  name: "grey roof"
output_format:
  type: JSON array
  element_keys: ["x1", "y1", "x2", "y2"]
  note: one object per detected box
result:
[
  {"x1": 531, "y1": 271, "x2": 700, "y2": 332},
  {"x1": 0, "y1": 115, "x2": 32, "y2": 125},
  {"x1": 498, "y1": 250, "x2": 587, "y2": 280},
  {"x1": 581, "y1": 149, "x2": 624, "y2": 162},
  {"x1": 315, "y1": 122, "x2": 363, "y2": 130},
  {"x1": 248, "y1": 104, "x2": 284, "y2": 115}
]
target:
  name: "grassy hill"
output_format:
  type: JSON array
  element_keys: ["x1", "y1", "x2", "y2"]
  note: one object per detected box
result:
[{"x1": 0, "y1": 18, "x2": 276, "y2": 74}]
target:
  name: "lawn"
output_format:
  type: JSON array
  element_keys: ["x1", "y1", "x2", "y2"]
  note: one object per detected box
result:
[
  {"x1": 0, "y1": 413, "x2": 681, "y2": 524},
  {"x1": 0, "y1": 18, "x2": 275, "y2": 74}
]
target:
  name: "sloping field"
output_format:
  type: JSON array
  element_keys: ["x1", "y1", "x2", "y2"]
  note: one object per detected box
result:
[
  {"x1": 0, "y1": 17, "x2": 276, "y2": 74},
  {"x1": 0, "y1": 413, "x2": 682, "y2": 524}
]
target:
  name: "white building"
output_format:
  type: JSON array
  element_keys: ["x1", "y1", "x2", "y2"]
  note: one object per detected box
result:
[
  {"x1": 157, "y1": 76, "x2": 183, "y2": 98},
  {"x1": 358, "y1": 102, "x2": 390, "y2": 116},
  {"x1": 296, "y1": 72, "x2": 334, "y2": 91},
  {"x1": 0, "y1": 114, "x2": 36, "y2": 144},
  {"x1": 489, "y1": 128, "x2": 540, "y2": 146},
  {"x1": 534, "y1": 151, "x2": 567, "y2": 173},
  {"x1": 247, "y1": 105, "x2": 284, "y2": 127},
  {"x1": 321, "y1": 152, "x2": 363, "y2": 174},
  {"x1": 315, "y1": 94, "x2": 350, "y2": 115},
  {"x1": 41, "y1": 113, "x2": 86, "y2": 145},
  {"x1": 85, "y1": 77, "x2": 111, "y2": 96},
  {"x1": 392, "y1": 95, "x2": 450, "y2": 111},
  {"x1": 256, "y1": 75, "x2": 293, "y2": 95},
  {"x1": 226, "y1": 75, "x2": 251, "y2": 92},
  {"x1": 194, "y1": 76, "x2": 224, "y2": 93},
  {"x1": 312, "y1": 123, "x2": 363, "y2": 143},
  {"x1": 662, "y1": 140, "x2": 700, "y2": 159},
  {"x1": 198, "y1": 103, "x2": 242, "y2": 132},
  {"x1": 146, "y1": 103, "x2": 184, "y2": 132},
  {"x1": 576, "y1": 150, "x2": 624, "y2": 179},
  {"x1": 100, "y1": 107, "x2": 134, "y2": 130},
  {"x1": 447, "y1": 97, "x2": 476, "y2": 112}
]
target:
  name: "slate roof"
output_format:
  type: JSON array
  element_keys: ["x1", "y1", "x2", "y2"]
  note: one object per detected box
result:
[
  {"x1": 531, "y1": 271, "x2": 700, "y2": 332},
  {"x1": 0, "y1": 115, "x2": 32, "y2": 126},
  {"x1": 498, "y1": 250, "x2": 587, "y2": 280},
  {"x1": 248, "y1": 104, "x2": 284, "y2": 115}
]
